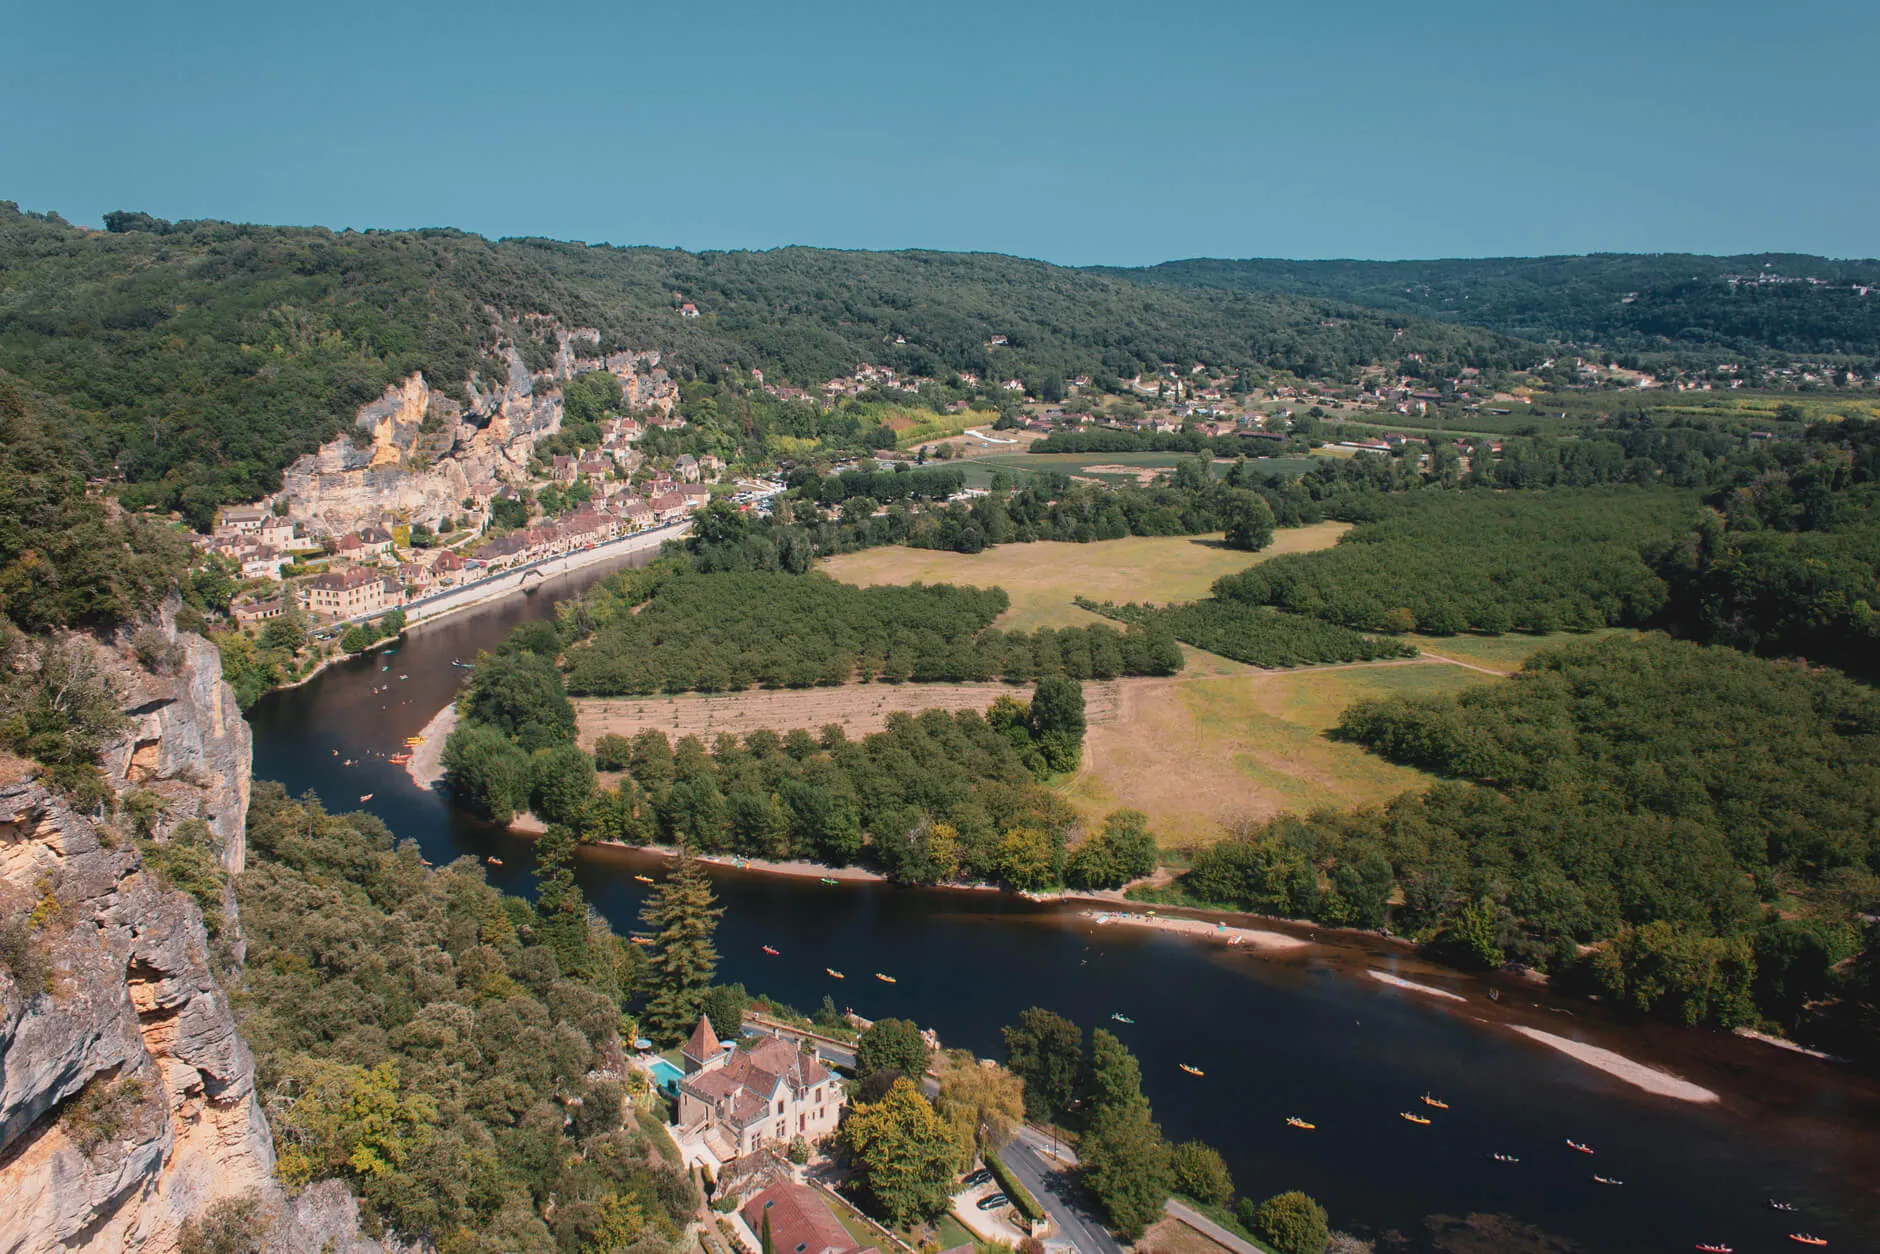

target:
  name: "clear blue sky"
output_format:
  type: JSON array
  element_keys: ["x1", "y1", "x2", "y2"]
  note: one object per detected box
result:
[{"x1": 3, "y1": 0, "x2": 1875, "y2": 265}]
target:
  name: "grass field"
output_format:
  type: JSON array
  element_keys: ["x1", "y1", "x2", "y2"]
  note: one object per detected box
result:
[
  {"x1": 822, "y1": 524, "x2": 1348, "y2": 633},
  {"x1": 1403, "y1": 627, "x2": 1635, "y2": 674},
  {"x1": 1063, "y1": 660, "x2": 1485, "y2": 847}
]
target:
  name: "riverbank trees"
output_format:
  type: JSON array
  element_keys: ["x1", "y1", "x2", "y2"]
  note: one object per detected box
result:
[{"x1": 1000, "y1": 1009, "x2": 1249, "y2": 1241}]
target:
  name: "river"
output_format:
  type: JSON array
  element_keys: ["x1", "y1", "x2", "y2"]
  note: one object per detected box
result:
[{"x1": 248, "y1": 552, "x2": 1880, "y2": 1253}]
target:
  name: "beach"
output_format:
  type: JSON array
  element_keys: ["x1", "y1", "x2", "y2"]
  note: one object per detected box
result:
[{"x1": 403, "y1": 702, "x2": 457, "y2": 789}]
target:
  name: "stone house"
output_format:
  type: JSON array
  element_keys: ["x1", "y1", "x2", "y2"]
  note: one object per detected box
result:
[
  {"x1": 304, "y1": 567, "x2": 392, "y2": 619},
  {"x1": 675, "y1": 1017, "x2": 842, "y2": 1162}
]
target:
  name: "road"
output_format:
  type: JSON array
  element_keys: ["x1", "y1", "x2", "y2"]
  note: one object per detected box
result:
[{"x1": 998, "y1": 1129, "x2": 1123, "y2": 1254}]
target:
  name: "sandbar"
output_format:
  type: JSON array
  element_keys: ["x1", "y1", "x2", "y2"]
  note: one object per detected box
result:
[{"x1": 1510, "y1": 1025, "x2": 1720, "y2": 1104}]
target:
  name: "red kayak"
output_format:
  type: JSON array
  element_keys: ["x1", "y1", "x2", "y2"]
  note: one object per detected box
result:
[{"x1": 762, "y1": 945, "x2": 780, "y2": 956}]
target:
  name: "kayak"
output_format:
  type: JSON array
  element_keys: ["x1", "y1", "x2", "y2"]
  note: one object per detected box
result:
[
  {"x1": 1285, "y1": 1117, "x2": 1314, "y2": 1130},
  {"x1": 875, "y1": 973, "x2": 896, "y2": 983},
  {"x1": 1179, "y1": 1064, "x2": 1204, "y2": 1077},
  {"x1": 827, "y1": 968, "x2": 845, "y2": 979},
  {"x1": 1566, "y1": 1139, "x2": 1595, "y2": 1155},
  {"x1": 1400, "y1": 1112, "x2": 1431, "y2": 1125},
  {"x1": 762, "y1": 945, "x2": 780, "y2": 956},
  {"x1": 633, "y1": 874, "x2": 655, "y2": 884},
  {"x1": 1421, "y1": 1093, "x2": 1449, "y2": 1109}
]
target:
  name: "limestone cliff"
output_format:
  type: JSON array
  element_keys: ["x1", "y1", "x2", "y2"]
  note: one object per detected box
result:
[
  {"x1": 272, "y1": 323, "x2": 676, "y2": 538},
  {"x1": 0, "y1": 629, "x2": 389, "y2": 1253}
]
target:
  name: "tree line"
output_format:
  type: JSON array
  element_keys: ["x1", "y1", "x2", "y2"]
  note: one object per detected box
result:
[
  {"x1": 1002, "y1": 1007, "x2": 1337, "y2": 1251},
  {"x1": 1078, "y1": 596, "x2": 1416, "y2": 668}
]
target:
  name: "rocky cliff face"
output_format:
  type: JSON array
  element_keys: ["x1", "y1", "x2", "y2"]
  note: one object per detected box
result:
[
  {"x1": 96, "y1": 618, "x2": 251, "y2": 874},
  {"x1": 273, "y1": 324, "x2": 677, "y2": 538},
  {"x1": 0, "y1": 781, "x2": 273, "y2": 1253},
  {"x1": 0, "y1": 631, "x2": 388, "y2": 1253}
]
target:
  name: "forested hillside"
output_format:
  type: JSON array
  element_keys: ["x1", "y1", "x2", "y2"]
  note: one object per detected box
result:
[
  {"x1": 0, "y1": 202, "x2": 1533, "y2": 518},
  {"x1": 1098, "y1": 253, "x2": 1880, "y2": 361},
  {"x1": 237, "y1": 783, "x2": 697, "y2": 1252}
]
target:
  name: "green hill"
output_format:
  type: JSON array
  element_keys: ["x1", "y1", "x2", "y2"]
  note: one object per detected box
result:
[
  {"x1": 1094, "y1": 253, "x2": 1880, "y2": 361},
  {"x1": 0, "y1": 202, "x2": 1534, "y2": 520}
]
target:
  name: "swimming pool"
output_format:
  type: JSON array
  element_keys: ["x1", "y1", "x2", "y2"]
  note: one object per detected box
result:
[{"x1": 646, "y1": 1057, "x2": 685, "y2": 1096}]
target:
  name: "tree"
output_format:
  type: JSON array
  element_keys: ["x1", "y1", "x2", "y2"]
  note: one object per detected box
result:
[
  {"x1": 856, "y1": 1018, "x2": 930, "y2": 1082},
  {"x1": 1002, "y1": 1007, "x2": 1082, "y2": 1118},
  {"x1": 702, "y1": 984, "x2": 750, "y2": 1039},
  {"x1": 594, "y1": 734, "x2": 633, "y2": 772},
  {"x1": 1064, "y1": 810, "x2": 1159, "y2": 890},
  {"x1": 1250, "y1": 1192, "x2": 1329, "y2": 1254},
  {"x1": 997, "y1": 826, "x2": 1060, "y2": 891},
  {"x1": 933, "y1": 1055, "x2": 1025, "y2": 1161},
  {"x1": 1083, "y1": 1029, "x2": 1144, "y2": 1116},
  {"x1": 534, "y1": 826, "x2": 592, "y2": 980},
  {"x1": 1080, "y1": 1093, "x2": 1172, "y2": 1238},
  {"x1": 639, "y1": 848, "x2": 723, "y2": 1042},
  {"x1": 463, "y1": 650, "x2": 576, "y2": 751},
  {"x1": 1029, "y1": 676, "x2": 1086, "y2": 773},
  {"x1": 1221, "y1": 490, "x2": 1276, "y2": 552},
  {"x1": 840, "y1": 1078, "x2": 964, "y2": 1227},
  {"x1": 1170, "y1": 1141, "x2": 1233, "y2": 1208},
  {"x1": 531, "y1": 743, "x2": 597, "y2": 828}
]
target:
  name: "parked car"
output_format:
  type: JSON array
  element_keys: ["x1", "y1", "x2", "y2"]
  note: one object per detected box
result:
[
  {"x1": 962, "y1": 1168, "x2": 993, "y2": 1187},
  {"x1": 976, "y1": 1193, "x2": 1010, "y2": 1211}
]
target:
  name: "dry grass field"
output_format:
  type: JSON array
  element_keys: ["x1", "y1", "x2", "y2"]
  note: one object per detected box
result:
[
  {"x1": 585, "y1": 529, "x2": 1586, "y2": 850},
  {"x1": 821, "y1": 523, "x2": 1348, "y2": 633},
  {"x1": 575, "y1": 681, "x2": 1124, "y2": 745},
  {"x1": 1061, "y1": 654, "x2": 1487, "y2": 847}
]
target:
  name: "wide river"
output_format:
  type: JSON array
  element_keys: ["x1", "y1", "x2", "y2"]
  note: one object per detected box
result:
[{"x1": 249, "y1": 553, "x2": 1880, "y2": 1253}]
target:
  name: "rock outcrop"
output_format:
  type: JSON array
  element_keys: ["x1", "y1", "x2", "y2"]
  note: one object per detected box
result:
[
  {"x1": 0, "y1": 627, "x2": 389, "y2": 1253},
  {"x1": 0, "y1": 781, "x2": 272, "y2": 1253},
  {"x1": 96, "y1": 615, "x2": 251, "y2": 874},
  {"x1": 272, "y1": 324, "x2": 676, "y2": 538}
]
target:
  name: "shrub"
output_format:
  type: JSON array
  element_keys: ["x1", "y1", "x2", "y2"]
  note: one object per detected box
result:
[
  {"x1": 1250, "y1": 1191, "x2": 1329, "y2": 1254},
  {"x1": 985, "y1": 1151, "x2": 1045, "y2": 1224},
  {"x1": 1171, "y1": 1140, "x2": 1233, "y2": 1208}
]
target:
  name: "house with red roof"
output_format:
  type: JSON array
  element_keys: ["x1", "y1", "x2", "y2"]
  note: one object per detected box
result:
[{"x1": 740, "y1": 1184, "x2": 860, "y2": 1254}]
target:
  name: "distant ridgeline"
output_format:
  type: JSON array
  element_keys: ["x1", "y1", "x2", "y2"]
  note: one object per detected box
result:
[
  {"x1": 0, "y1": 202, "x2": 1531, "y2": 518},
  {"x1": 1096, "y1": 253, "x2": 1880, "y2": 362}
]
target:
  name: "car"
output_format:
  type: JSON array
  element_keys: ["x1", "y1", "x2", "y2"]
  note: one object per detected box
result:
[
  {"x1": 962, "y1": 1169, "x2": 993, "y2": 1187},
  {"x1": 975, "y1": 1193, "x2": 1010, "y2": 1211}
]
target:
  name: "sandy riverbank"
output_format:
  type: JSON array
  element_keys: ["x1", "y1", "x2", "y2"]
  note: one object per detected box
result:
[
  {"x1": 1368, "y1": 969, "x2": 1468, "y2": 1002},
  {"x1": 1084, "y1": 908, "x2": 1308, "y2": 951},
  {"x1": 403, "y1": 703, "x2": 458, "y2": 789},
  {"x1": 1509, "y1": 1025, "x2": 1720, "y2": 1104}
]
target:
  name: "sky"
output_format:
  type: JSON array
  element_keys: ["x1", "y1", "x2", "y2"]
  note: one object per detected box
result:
[{"x1": 2, "y1": 0, "x2": 1876, "y2": 266}]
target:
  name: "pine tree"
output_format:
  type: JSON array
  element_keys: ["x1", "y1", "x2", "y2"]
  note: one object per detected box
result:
[
  {"x1": 640, "y1": 846, "x2": 723, "y2": 1043},
  {"x1": 534, "y1": 826, "x2": 593, "y2": 981}
]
